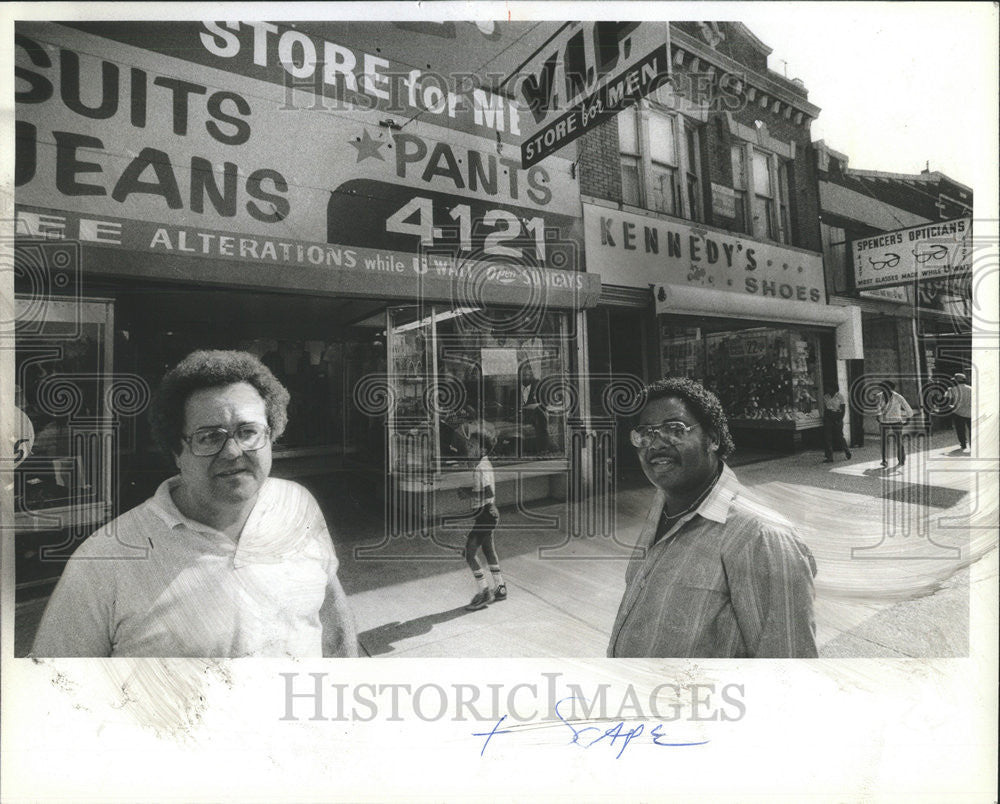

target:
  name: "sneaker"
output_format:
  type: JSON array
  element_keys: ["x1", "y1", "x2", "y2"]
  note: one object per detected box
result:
[
  {"x1": 493, "y1": 584, "x2": 508, "y2": 601},
  {"x1": 845, "y1": 450, "x2": 852, "y2": 459},
  {"x1": 465, "y1": 589, "x2": 494, "y2": 611},
  {"x1": 880, "y1": 460, "x2": 888, "y2": 467},
  {"x1": 822, "y1": 457, "x2": 834, "y2": 463}
]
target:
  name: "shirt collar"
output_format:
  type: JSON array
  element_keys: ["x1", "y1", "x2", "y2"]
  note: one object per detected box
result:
[
  {"x1": 694, "y1": 462, "x2": 740, "y2": 524},
  {"x1": 149, "y1": 476, "x2": 214, "y2": 532},
  {"x1": 149, "y1": 475, "x2": 266, "y2": 538}
]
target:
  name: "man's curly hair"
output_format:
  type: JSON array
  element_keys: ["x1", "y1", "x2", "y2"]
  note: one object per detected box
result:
[
  {"x1": 638, "y1": 377, "x2": 736, "y2": 460},
  {"x1": 149, "y1": 350, "x2": 290, "y2": 457}
]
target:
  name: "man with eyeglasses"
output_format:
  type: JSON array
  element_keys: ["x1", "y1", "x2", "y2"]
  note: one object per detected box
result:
[
  {"x1": 607, "y1": 377, "x2": 818, "y2": 658},
  {"x1": 32, "y1": 350, "x2": 358, "y2": 658}
]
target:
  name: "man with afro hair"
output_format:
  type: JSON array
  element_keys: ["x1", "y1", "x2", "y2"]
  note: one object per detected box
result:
[{"x1": 608, "y1": 377, "x2": 818, "y2": 658}]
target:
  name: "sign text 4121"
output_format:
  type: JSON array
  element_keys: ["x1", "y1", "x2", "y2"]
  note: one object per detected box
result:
[{"x1": 386, "y1": 195, "x2": 552, "y2": 263}]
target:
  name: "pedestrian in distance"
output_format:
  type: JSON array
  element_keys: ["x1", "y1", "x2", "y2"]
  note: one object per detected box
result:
[
  {"x1": 821, "y1": 382, "x2": 852, "y2": 462},
  {"x1": 876, "y1": 380, "x2": 914, "y2": 468},
  {"x1": 458, "y1": 427, "x2": 507, "y2": 610},
  {"x1": 32, "y1": 350, "x2": 358, "y2": 658},
  {"x1": 945, "y1": 372, "x2": 972, "y2": 452},
  {"x1": 608, "y1": 377, "x2": 818, "y2": 658}
]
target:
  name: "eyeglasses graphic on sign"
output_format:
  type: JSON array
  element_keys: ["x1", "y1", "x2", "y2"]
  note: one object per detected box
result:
[
  {"x1": 182, "y1": 423, "x2": 272, "y2": 457},
  {"x1": 912, "y1": 243, "x2": 949, "y2": 263},
  {"x1": 868, "y1": 253, "x2": 900, "y2": 271},
  {"x1": 630, "y1": 421, "x2": 700, "y2": 448}
]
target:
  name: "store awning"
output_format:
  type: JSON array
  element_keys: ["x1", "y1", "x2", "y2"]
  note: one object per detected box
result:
[
  {"x1": 655, "y1": 284, "x2": 864, "y2": 360},
  {"x1": 22, "y1": 238, "x2": 602, "y2": 312}
]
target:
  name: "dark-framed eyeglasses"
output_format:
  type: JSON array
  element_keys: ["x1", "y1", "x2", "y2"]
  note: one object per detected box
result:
[
  {"x1": 182, "y1": 423, "x2": 272, "y2": 457},
  {"x1": 630, "y1": 421, "x2": 700, "y2": 448}
]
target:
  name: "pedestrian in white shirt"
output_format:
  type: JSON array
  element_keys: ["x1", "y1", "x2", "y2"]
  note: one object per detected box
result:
[
  {"x1": 876, "y1": 381, "x2": 914, "y2": 467},
  {"x1": 458, "y1": 428, "x2": 507, "y2": 610}
]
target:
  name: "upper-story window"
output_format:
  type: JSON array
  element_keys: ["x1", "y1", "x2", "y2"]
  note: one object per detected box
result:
[
  {"x1": 777, "y1": 161, "x2": 792, "y2": 243},
  {"x1": 617, "y1": 103, "x2": 703, "y2": 222},
  {"x1": 730, "y1": 140, "x2": 791, "y2": 244},
  {"x1": 730, "y1": 144, "x2": 749, "y2": 234},
  {"x1": 618, "y1": 107, "x2": 642, "y2": 207},
  {"x1": 752, "y1": 148, "x2": 776, "y2": 240}
]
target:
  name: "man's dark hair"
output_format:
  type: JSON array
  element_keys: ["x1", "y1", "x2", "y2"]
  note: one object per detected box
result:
[
  {"x1": 638, "y1": 377, "x2": 736, "y2": 460},
  {"x1": 149, "y1": 350, "x2": 290, "y2": 457},
  {"x1": 884, "y1": 380, "x2": 896, "y2": 392}
]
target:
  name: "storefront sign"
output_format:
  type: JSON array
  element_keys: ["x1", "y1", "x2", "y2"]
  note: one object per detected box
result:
[
  {"x1": 852, "y1": 217, "x2": 972, "y2": 290},
  {"x1": 710, "y1": 183, "x2": 737, "y2": 219},
  {"x1": 860, "y1": 286, "x2": 908, "y2": 303},
  {"x1": 514, "y1": 22, "x2": 669, "y2": 167},
  {"x1": 15, "y1": 205, "x2": 599, "y2": 308},
  {"x1": 57, "y1": 21, "x2": 545, "y2": 145},
  {"x1": 861, "y1": 277, "x2": 971, "y2": 319},
  {"x1": 584, "y1": 203, "x2": 825, "y2": 303},
  {"x1": 15, "y1": 23, "x2": 585, "y2": 297}
]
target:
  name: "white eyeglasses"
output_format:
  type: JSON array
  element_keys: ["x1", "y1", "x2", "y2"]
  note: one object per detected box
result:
[{"x1": 630, "y1": 421, "x2": 699, "y2": 448}]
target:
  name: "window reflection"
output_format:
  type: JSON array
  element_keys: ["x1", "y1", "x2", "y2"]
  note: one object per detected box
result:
[
  {"x1": 388, "y1": 305, "x2": 570, "y2": 476},
  {"x1": 14, "y1": 301, "x2": 111, "y2": 518}
]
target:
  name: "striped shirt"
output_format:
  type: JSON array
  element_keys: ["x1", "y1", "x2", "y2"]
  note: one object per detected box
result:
[{"x1": 608, "y1": 464, "x2": 818, "y2": 658}]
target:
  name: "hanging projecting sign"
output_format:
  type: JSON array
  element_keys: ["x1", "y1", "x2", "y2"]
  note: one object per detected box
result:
[
  {"x1": 14, "y1": 22, "x2": 592, "y2": 304},
  {"x1": 512, "y1": 22, "x2": 670, "y2": 167},
  {"x1": 852, "y1": 217, "x2": 972, "y2": 290}
]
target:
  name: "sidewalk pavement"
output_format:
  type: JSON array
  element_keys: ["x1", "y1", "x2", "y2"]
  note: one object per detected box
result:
[
  {"x1": 334, "y1": 430, "x2": 992, "y2": 658},
  {"x1": 14, "y1": 430, "x2": 995, "y2": 658}
]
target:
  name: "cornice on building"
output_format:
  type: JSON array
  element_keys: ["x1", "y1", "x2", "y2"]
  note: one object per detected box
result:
[
  {"x1": 846, "y1": 168, "x2": 972, "y2": 196},
  {"x1": 814, "y1": 141, "x2": 972, "y2": 198},
  {"x1": 669, "y1": 25, "x2": 821, "y2": 126},
  {"x1": 729, "y1": 22, "x2": 773, "y2": 57}
]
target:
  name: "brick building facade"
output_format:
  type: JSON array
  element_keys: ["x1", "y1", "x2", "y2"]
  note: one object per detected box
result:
[{"x1": 577, "y1": 22, "x2": 861, "y2": 462}]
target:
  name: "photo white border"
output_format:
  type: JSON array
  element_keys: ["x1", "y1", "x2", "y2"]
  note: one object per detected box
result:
[{"x1": 2, "y1": 3, "x2": 997, "y2": 801}]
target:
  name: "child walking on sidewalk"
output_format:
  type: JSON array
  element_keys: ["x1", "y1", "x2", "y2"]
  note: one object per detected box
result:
[{"x1": 460, "y1": 428, "x2": 507, "y2": 611}]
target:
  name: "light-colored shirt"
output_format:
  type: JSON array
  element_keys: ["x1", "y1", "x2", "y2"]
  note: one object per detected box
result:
[
  {"x1": 608, "y1": 464, "x2": 818, "y2": 658},
  {"x1": 472, "y1": 456, "x2": 496, "y2": 509},
  {"x1": 822, "y1": 391, "x2": 846, "y2": 413},
  {"x1": 877, "y1": 391, "x2": 914, "y2": 424},
  {"x1": 947, "y1": 383, "x2": 972, "y2": 419},
  {"x1": 32, "y1": 477, "x2": 357, "y2": 658}
]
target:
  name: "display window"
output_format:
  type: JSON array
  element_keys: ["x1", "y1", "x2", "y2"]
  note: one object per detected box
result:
[
  {"x1": 14, "y1": 297, "x2": 115, "y2": 529},
  {"x1": 388, "y1": 305, "x2": 570, "y2": 477},
  {"x1": 659, "y1": 320, "x2": 824, "y2": 428}
]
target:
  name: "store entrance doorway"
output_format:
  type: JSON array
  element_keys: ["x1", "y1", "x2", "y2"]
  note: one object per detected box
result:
[
  {"x1": 588, "y1": 306, "x2": 650, "y2": 485},
  {"x1": 109, "y1": 284, "x2": 391, "y2": 505}
]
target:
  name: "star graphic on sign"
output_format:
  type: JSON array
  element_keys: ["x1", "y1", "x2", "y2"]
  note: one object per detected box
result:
[{"x1": 349, "y1": 129, "x2": 386, "y2": 163}]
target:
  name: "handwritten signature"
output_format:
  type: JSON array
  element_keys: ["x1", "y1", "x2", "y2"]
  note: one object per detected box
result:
[{"x1": 473, "y1": 697, "x2": 710, "y2": 759}]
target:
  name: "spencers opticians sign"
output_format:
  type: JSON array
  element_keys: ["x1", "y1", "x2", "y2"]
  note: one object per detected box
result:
[{"x1": 852, "y1": 217, "x2": 972, "y2": 291}]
